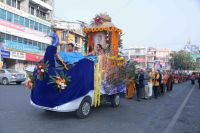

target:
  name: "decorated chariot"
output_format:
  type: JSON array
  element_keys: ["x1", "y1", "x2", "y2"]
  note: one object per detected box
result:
[{"x1": 27, "y1": 13, "x2": 126, "y2": 118}]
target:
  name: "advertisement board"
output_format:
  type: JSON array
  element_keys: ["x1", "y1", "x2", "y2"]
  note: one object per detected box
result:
[
  {"x1": 26, "y1": 53, "x2": 43, "y2": 62},
  {"x1": 10, "y1": 51, "x2": 26, "y2": 60},
  {"x1": 1, "y1": 50, "x2": 10, "y2": 58},
  {"x1": 0, "y1": 19, "x2": 46, "y2": 37},
  {"x1": 133, "y1": 57, "x2": 145, "y2": 62}
]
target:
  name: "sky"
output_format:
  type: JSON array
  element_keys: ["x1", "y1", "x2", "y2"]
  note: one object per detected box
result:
[{"x1": 54, "y1": 0, "x2": 200, "y2": 50}]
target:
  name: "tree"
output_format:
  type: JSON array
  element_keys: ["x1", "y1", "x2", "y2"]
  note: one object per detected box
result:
[{"x1": 170, "y1": 50, "x2": 196, "y2": 70}]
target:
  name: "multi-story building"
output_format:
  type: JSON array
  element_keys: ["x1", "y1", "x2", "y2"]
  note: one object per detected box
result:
[
  {"x1": 147, "y1": 47, "x2": 170, "y2": 70},
  {"x1": 0, "y1": 0, "x2": 53, "y2": 71},
  {"x1": 124, "y1": 47, "x2": 147, "y2": 69},
  {"x1": 53, "y1": 20, "x2": 86, "y2": 53}
]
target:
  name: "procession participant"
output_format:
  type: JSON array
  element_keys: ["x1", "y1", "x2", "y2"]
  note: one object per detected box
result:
[
  {"x1": 158, "y1": 70, "x2": 162, "y2": 96},
  {"x1": 67, "y1": 43, "x2": 75, "y2": 52},
  {"x1": 143, "y1": 70, "x2": 149, "y2": 99},
  {"x1": 163, "y1": 71, "x2": 168, "y2": 94},
  {"x1": 136, "y1": 69, "x2": 144, "y2": 102},
  {"x1": 148, "y1": 69, "x2": 154, "y2": 99},
  {"x1": 160, "y1": 70, "x2": 164, "y2": 95},
  {"x1": 198, "y1": 73, "x2": 200, "y2": 89},
  {"x1": 168, "y1": 72, "x2": 174, "y2": 91},
  {"x1": 153, "y1": 70, "x2": 160, "y2": 99},
  {"x1": 126, "y1": 76, "x2": 136, "y2": 99},
  {"x1": 191, "y1": 73, "x2": 195, "y2": 85}
]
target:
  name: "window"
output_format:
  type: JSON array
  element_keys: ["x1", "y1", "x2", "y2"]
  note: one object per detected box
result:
[
  {"x1": 30, "y1": 20, "x2": 34, "y2": 29},
  {"x1": 75, "y1": 36, "x2": 80, "y2": 44},
  {"x1": 23, "y1": 38, "x2": 28, "y2": 44},
  {"x1": 19, "y1": 16, "x2": 24, "y2": 26},
  {"x1": 135, "y1": 49, "x2": 140, "y2": 54},
  {"x1": 36, "y1": 9, "x2": 40, "y2": 17},
  {"x1": 12, "y1": 0, "x2": 16, "y2": 8},
  {"x1": 28, "y1": 40, "x2": 32, "y2": 46},
  {"x1": 25, "y1": 18, "x2": 29, "y2": 27},
  {"x1": 43, "y1": 25, "x2": 47, "y2": 33},
  {"x1": 18, "y1": 37, "x2": 22, "y2": 43},
  {"x1": 14, "y1": 14, "x2": 19, "y2": 24},
  {"x1": 6, "y1": 34, "x2": 11, "y2": 41},
  {"x1": 39, "y1": 24, "x2": 42, "y2": 32},
  {"x1": 0, "y1": 9, "x2": 6, "y2": 19},
  {"x1": 12, "y1": 36, "x2": 17, "y2": 42},
  {"x1": 6, "y1": 0, "x2": 12, "y2": 6},
  {"x1": 6, "y1": 12, "x2": 13, "y2": 22},
  {"x1": 34, "y1": 22, "x2": 38, "y2": 30},
  {"x1": 61, "y1": 31, "x2": 67, "y2": 41},
  {"x1": 38, "y1": 42, "x2": 42, "y2": 50},
  {"x1": 0, "y1": 33, "x2": 5, "y2": 43},
  {"x1": 42, "y1": 43, "x2": 46, "y2": 51},
  {"x1": 30, "y1": 6, "x2": 34, "y2": 15},
  {"x1": 33, "y1": 41, "x2": 38, "y2": 47},
  {"x1": 47, "y1": 27, "x2": 51, "y2": 34},
  {"x1": 0, "y1": 70, "x2": 5, "y2": 74},
  {"x1": 17, "y1": 0, "x2": 20, "y2": 9}
]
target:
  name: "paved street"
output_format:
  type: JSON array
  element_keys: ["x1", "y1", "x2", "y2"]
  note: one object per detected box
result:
[{"x1": 0, "y1": 81, "x2": 200, "y2": 133}]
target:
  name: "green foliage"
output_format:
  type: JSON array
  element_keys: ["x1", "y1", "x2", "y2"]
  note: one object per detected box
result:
[
  {"x1": 170, "y1": 50, "x2": 196, "y2": 70},
  {"x1": 126, "y1": 62, "x2": 137, "y2": 78}
]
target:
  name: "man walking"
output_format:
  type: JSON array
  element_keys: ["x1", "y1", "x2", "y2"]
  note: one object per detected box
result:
[
  {"x1": 153, "y1": 70, "x2": 160, "y2": 99},
  {"x1": 136, "y1": 69, "x2": 144, "y2": 101},
  {"x1": 143, "y1": 70, "x2": 149, "y2": 99}
]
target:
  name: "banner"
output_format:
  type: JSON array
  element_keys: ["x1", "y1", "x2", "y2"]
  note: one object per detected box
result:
[
  {"x1": 26, "y1": 53, "x2": 43, "y2": 62},
  {"x1": 1, "y1": 50, "x2": 10, "y2": 58},
  {"x1": 10, "y1": 51, "x2": 26, "y2": 60}
]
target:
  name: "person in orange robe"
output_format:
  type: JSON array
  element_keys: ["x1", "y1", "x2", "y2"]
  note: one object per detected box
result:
[{"x1": 126, "y1": 76, "x2": 136, "y2": 99}]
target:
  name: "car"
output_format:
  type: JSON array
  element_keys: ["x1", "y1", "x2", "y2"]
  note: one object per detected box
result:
[{"x1": 0, "y1": 69, "x2": 26, "y2": 85}]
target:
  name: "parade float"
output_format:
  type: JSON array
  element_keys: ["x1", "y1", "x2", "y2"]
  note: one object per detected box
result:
[{"x1": 27, "y1": 13, "x2": 126, "y2": 118}]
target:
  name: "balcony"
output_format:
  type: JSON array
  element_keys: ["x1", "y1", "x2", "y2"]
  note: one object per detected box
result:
[{"x1": 30, "y1": 0, "x2": 53, "y2": 11}]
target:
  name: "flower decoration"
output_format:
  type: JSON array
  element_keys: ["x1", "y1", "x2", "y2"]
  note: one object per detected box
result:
[
  {"x1": 94, "y1": 15, "x2": 104, "y2": 25},
  {"x1": 92, "y1": 13, "x2": 112, "y2": 26},
  {"x1": 36, "y1": 61, "x2": 49, "y2": 81},
  {"x1": 25, "y1": 74, "x2": 35, "y2": 90},
  {"x1": 49, "y1": 72, "x2": 71, "y2": 92}
]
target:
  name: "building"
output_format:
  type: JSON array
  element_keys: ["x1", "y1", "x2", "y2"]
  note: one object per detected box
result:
[
  {"x1": 124, "y1": 47, "x2": 147, "y2": 69},
  {"x1": 0, "y1": 0, "x2": 53, "y2": 71},
  {"x1": 147, "y1": 47, "x2": 170, "y2": 70},
  {"x1": 53, "y1": 20, "x2": 86, "y2": 53}
]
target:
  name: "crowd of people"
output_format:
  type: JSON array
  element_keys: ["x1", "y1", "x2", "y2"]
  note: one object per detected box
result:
[{"x1": 126, "y1": 69, "x2": 189, "y2": 101}]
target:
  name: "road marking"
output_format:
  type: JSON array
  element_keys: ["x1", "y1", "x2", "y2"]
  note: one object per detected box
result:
[{"x1": 163, "y1": 85, "x2": 195, "y2": 133}]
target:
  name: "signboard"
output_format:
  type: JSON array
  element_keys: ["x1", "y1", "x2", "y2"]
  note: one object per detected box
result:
[
  {"x1": 1, "y1": 50, "x2": 10, "y2": 58},
  {"x1": 10, "y1": 51, "x2": 26, "y2": 60},
  {"x1": 26, "y1": 53, "x2": 43, "y2": 62},
  {"x1": 133, "y1": 57, "x2": 145, "y2": 62},
  {"x1": 5, "y1": 40, "x2": 40, "y2": 53},
  {"x1": 0, "y1": 19, "x2": 46, "y2": 37}
]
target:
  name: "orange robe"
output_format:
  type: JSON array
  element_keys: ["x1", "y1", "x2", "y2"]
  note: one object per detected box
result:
[{"x1": 126, "y1": 79, "x2": 136, "y2": 99}]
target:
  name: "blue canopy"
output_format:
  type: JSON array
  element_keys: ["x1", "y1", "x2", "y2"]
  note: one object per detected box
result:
[{"x1": 58, "y1": 52, "x2": 97, "y2": 64}]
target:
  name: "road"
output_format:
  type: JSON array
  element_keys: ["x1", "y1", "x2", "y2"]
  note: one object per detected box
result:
[{"x1": 0, "y1": 81, "x2": 200, "y2": 133}]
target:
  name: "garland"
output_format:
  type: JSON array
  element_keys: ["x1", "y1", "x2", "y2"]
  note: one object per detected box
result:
[
  {"x1": 94, "y1": 62, "x2": 101, "y2": 107},
  {"x1": 56, "y1": 53, "x2": 68, "y2": 70}
]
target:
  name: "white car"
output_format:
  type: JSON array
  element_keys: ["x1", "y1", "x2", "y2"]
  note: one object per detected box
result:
[{"x1": 0, "y1": 69, "x2": 26, "y2": 85}]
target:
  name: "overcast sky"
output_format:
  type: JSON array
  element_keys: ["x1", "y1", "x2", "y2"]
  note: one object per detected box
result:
[{"x1": 54, "y1": 0, "x2": 200, "y2": 50}]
